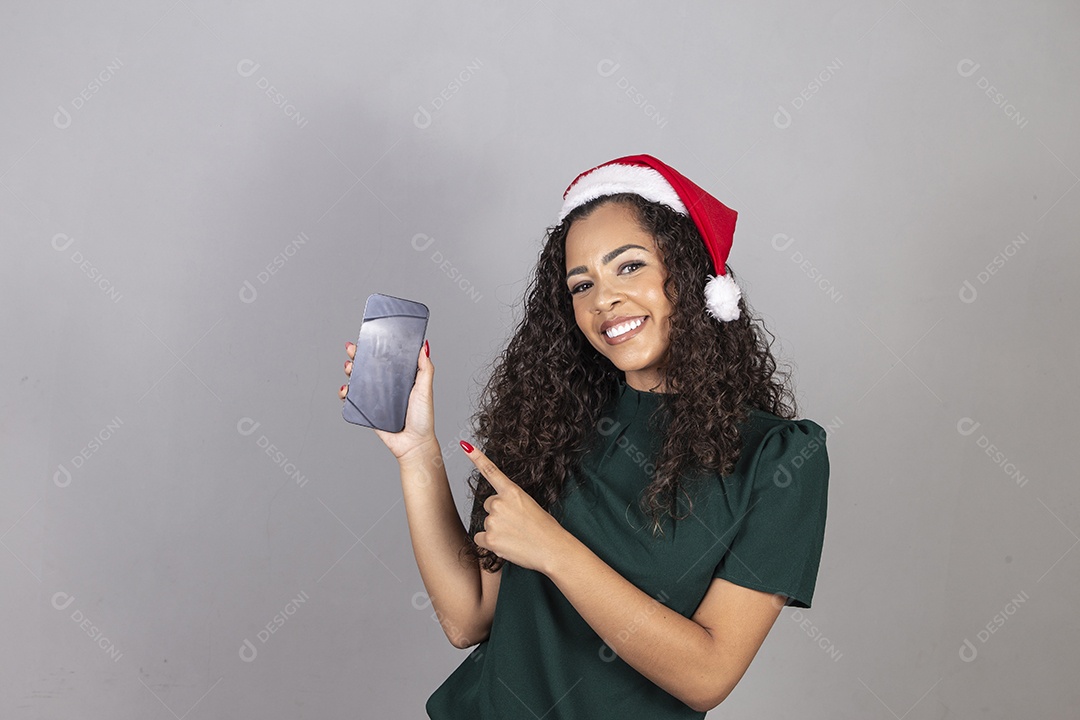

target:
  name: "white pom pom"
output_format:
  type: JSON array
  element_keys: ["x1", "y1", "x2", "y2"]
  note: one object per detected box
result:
[{"x1": 704, "y1": 273, "x2": 741, "y2": 322}]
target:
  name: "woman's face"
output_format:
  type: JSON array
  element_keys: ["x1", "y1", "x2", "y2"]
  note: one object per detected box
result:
[{"x1": 564, "y1": 201, "x2": 674, "y2": 393}]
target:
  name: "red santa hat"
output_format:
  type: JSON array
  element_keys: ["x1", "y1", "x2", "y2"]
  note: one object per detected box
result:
[{"x1": 558, "y1": 154, "x2": 741, "y2": 322}]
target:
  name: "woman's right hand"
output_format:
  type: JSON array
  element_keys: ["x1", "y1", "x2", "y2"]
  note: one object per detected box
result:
[{"x1": 340, "y1": 339, "x2": 439, "y2": 464}]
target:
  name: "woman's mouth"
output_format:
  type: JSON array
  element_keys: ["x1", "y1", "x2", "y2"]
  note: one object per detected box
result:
[{"x1": 603, "y1": 316, "x2": 647, "y2": 345}]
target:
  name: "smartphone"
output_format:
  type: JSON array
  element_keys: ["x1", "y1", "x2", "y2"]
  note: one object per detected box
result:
[{"x1": 342, "y1": 292, "x2": 429, "y2": 432}]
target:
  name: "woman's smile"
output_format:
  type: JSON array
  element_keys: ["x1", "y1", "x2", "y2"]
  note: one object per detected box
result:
[{"x1": 603, "y1": 316, "x2": 648, "y2": 344}]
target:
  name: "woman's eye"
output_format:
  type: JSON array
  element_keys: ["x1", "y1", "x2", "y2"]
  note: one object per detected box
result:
[{"x1": 569, "y1": 262, "x2": 644, "y2": 295}]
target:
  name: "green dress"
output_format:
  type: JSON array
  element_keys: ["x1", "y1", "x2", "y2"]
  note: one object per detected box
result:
[{"x1": 427, "y1": 379, "x2": 829, "y2": 719}]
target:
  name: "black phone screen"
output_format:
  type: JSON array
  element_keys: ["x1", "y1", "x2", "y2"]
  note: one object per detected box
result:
[{"x1": 342, "y1": 292, "x2": 429, "y2": 432}]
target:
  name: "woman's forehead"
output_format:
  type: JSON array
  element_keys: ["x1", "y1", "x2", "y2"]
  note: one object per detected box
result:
[{"x1": 564, "y1": 203, "x2": 656, "y2": 259}]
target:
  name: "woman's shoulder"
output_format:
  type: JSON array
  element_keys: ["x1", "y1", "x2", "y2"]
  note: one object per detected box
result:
[
  {"x1": 743, "y1": 406, "x2": 826, "y2": 431},
  {"x1": 740, "y1": 407, "x2": 828, "y2": 455},
  {"x1": 714, "y1": 407, "x2": 830, "y2": 507}
]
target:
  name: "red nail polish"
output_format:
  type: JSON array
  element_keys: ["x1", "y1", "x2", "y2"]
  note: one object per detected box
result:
[
  {"x1": 460, "y1": 440, "x2": 474, "y2": 453},
  {"x1": 424, "y1": 339, "x2": 430, "y2": 357},
  {"x1": 340, "y1": 384, "x2": 347, "y2": 393}
]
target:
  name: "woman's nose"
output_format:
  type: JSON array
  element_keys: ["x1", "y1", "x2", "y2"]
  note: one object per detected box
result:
[{"x1": 590, "y1": 277, "x2": 623, "y2": 309}]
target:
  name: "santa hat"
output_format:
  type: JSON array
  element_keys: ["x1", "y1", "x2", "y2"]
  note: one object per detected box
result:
[{"x1": 558, "y1": 154, "x2": 741, "y2": 322}]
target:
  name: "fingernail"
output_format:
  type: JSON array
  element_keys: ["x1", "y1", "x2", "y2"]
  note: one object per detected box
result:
[
  {"x1": 345, "y1": 341, "x2": 350, "y2": 350},
  {"x1": 344, "y1": 360, "x2": 349, "y2": 370},
  {"x1": 424, "y1": 339, "x2": 430, "y2": 357},
  {"x1": 340, "y1": 384, "x2": 347, "y2": 393},
  {"x1": 460, "y1": 440, "x2": 474, "y2": 453}
]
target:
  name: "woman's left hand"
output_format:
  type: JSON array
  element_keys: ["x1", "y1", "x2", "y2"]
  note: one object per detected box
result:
[{"x1": 460, "y1": 441, "x2": 571, "y2": 575}]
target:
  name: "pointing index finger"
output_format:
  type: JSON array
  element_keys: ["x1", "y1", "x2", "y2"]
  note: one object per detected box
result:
[{"x1": 459, "y1": 440, "x2": 511, "y2": 493}]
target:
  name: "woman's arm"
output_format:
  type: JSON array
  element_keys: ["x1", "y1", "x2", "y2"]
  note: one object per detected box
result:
[
  {"x1": 543, "y1": 532, "x2": 785, "y2": 713},
  {"x1": 398, "y1": 440, "x2": 498, "y2": 648},
  {"x1": 456, "y1": 439, "x2": 785, "y2": 708}
]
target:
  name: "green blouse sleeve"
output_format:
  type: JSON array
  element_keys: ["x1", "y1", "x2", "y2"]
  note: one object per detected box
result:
[{"x1": 712, "y1": 418, "x2": 830, "y2": 608}]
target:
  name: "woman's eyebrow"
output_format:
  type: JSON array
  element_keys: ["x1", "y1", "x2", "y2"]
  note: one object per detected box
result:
[{"x1": 566, "y1": 244, "x2": 650, "y2": 281}]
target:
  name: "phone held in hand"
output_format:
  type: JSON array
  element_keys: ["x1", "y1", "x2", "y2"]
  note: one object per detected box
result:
[{"x1": 343, "y1": 293, "x2": 429, "y2": 432}]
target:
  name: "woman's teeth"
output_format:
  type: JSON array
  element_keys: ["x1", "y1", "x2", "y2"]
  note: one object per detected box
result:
[{"x1": 605, "y1": 317, "x2": 644, "y2": 338}]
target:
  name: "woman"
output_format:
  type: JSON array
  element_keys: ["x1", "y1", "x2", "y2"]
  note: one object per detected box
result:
[{"x1": 340, "y1": 154, "x2": 829, "y2": 718}]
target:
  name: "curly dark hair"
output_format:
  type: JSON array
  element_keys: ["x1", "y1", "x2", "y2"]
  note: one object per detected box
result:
[{"x1": 459, "y1": 192, "x2": 799, "y2": 573}]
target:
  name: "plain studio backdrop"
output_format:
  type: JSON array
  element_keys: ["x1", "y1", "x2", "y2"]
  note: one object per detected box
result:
[{"x1": 2, "y1": 1, "x2": 1077, "y2": 717}]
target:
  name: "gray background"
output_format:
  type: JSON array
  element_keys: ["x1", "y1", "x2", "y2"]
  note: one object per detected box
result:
[{"x1": 2, "y1": 1, "x2": 1077, "y2": 717}]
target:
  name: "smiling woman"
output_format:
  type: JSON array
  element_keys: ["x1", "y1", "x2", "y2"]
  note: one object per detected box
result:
[
  {"x1": 564, "y1": 202, "x2": 676, "y2": 392},
  {"x1": 346, "y1": 154, "x2": 830, "y2": 719}
]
